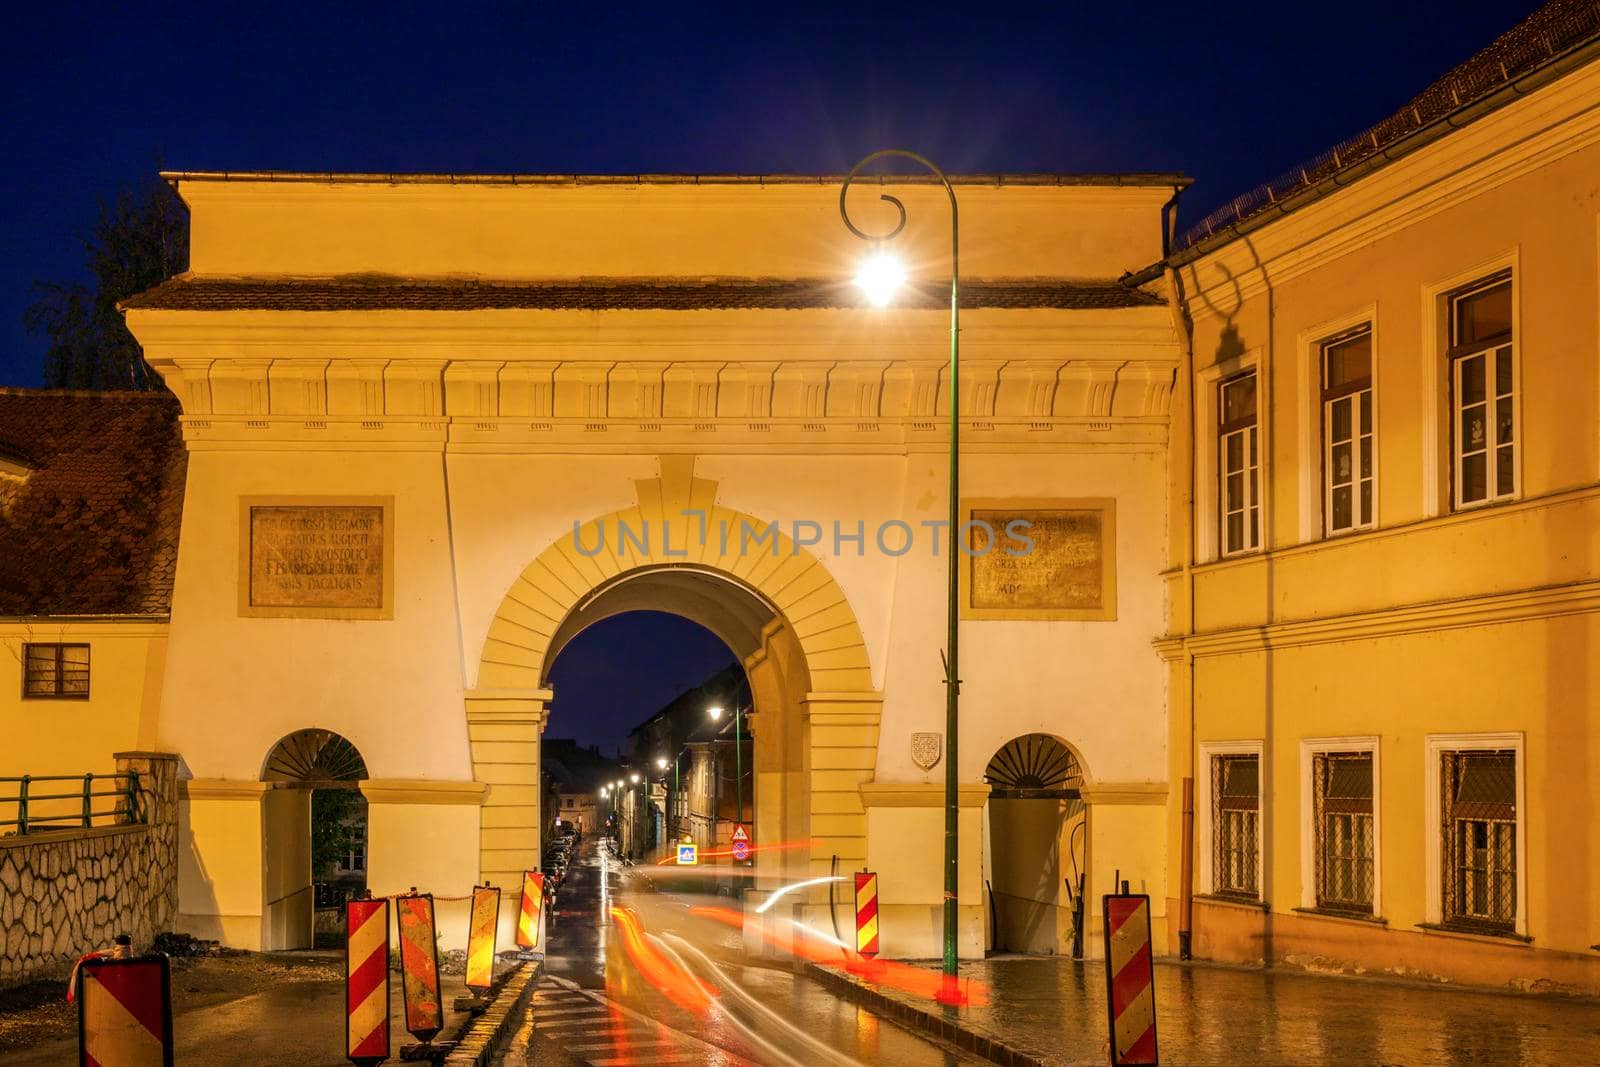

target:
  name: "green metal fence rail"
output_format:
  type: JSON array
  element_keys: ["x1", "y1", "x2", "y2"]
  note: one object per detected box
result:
[{"x1": 0, "y1": 772, "x2": 143, "y2": 836}]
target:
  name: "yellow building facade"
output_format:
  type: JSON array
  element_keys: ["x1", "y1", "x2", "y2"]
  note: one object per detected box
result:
[
  {"x1": 93, "y1": 172, "x2": 1186, "y2": 957},
  {"x1": 1159, "y1": 8, "x2": 1600, "y2": 992}
]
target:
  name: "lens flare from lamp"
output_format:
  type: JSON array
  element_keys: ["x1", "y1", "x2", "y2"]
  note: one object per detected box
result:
[
  {"x1": 855, "y1": 252, "x2": 905, "y2": 308},
  {"x1": 656, "y1": 757, "x2": 668, "y2": 770},
  {"x1": 630, "y1": 773, "x2": 640, "y2": 784},
  {"x1": 708, "y1": 706, "x2": 723, "y2": 721}
]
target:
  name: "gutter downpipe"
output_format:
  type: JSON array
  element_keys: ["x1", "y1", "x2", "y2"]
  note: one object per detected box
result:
[{"x1": 1167, "y1": 258, "x2": 1198, "y2": 963}]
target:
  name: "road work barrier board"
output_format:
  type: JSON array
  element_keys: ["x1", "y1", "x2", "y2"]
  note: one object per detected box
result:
[
  {"x1": 77, "y1": 954, "x2": 174, "y2": 1067},
  {"x1": 1102, "y1": 893, "x2": 1158, "y2": 1065}
]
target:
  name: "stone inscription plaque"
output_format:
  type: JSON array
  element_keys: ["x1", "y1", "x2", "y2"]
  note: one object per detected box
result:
[
  {"x1": 963, "y1": 499, "x2": 1116, "y2": 621},
  {"x1": 241, "y1": 498, "x2": 393, "y2": 618}
]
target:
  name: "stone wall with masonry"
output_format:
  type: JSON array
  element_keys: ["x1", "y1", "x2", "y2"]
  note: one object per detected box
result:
[{"x1": 0, "y1": 752, "x2": 178, "y2": 986}]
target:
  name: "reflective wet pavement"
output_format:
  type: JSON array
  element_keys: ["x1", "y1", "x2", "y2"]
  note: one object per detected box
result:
[
  {"x1": 514, "y1": 836, "x2": 1600, "y2": 1065},
  {"x1": 844, "y1": 953, "x2": 1600, "y2": 1065},
  {"x1": 503, "y1": 836, "x2": 982, "y2": 1065}
]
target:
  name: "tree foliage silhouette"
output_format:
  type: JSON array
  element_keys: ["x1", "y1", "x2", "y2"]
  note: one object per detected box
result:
[{"x1": 25, "y1": 175, "x2": 187, "y2": 390}]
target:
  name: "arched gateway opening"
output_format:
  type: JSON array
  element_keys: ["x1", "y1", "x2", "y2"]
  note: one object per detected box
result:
[
  {"x1": 470, "y1": 458, "x2": 881, "y2": 909},
  {"x1": 544, "y1": 568, "x2": 805, "y2": 884},
  {"x1": 982, "y1": 733, "x2": 1087, "y2": 956},
  {"x1": 260, "y1": 729, "x2": 369, "y2": 951}
]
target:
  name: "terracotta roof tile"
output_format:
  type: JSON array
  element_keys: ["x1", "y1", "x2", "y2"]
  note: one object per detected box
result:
[
  {"x1": 0, "y1": 390, "x2": 186, "y2": 617},
  {"x1": 120, "y1": 276, "x2": 1163, "y2": 313}
]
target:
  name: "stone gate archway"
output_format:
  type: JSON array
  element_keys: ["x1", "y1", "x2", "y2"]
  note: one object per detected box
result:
[
  {"x1": 468, "y1": 456, "x2": 882, "y2": 911},
  {"x1": 259, "y1": 728, "x2": 369, "y2": 951},
  {"x1": 982, "y1": 733, "x2": 1087, "y2": 955}
]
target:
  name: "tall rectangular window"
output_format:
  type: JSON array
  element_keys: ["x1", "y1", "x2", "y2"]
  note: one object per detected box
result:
[
  {"x1": 22, "y1": 643, "x2": 90, "y2": 699},
  {"x1": 1322, "y1": 329, "x2": 1373, "y2": 534},
  {"x1": 1219, "y1": 372, "x2": 1260, "y2": 555},
  {"x1": 1449, "y1": 276, "x2": 1514, "y2": 508},
  {"x1": 1440, "y1": 749, "x2": 1517, "y2": 932},
  {"x1": 1212, "y1": 753, "x2": 1260, "y2": 898},
  {"x1": 1313, "y1": 752, "x2": 1374, "y2": 913}
]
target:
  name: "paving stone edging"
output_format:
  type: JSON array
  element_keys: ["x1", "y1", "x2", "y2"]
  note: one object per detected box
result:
[
  {"x1": 801, "y1": 962, "x2": 1049, "y2": 1067},
  {"x1": 442, "y1": 957, "x2": 544, "y2": 1067}
]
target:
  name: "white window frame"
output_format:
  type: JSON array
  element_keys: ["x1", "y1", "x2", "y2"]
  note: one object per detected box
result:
[
  {"x1": 1423, "y1": 732, "x2": 1527, "y2": 937},
  {"x1": 1419, "y1": 250, "x2": 1520, "y2": 518},
  {"x1": 1297, "y1": 307, "x2": 1378, "y2": 543},
  {"x1": 1197, "y1": 348, "x2": 1265, "y2": 562},
  {"x1": 1198, "y1": 739, "x2": 1266, "y2": 900},
  {"x1": 1298, "y1": 736, "x2": 1381, "y2": 916},
  {"x1": 1447, "y1": 276, "x2": 1519, "y2": 510}
]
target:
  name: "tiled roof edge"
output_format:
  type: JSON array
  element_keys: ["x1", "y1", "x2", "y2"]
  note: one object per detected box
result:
[
  {"x1": 1172, "y1": 0, "x2": 1600, "y2": 262},
  {"x1": 161, "y1": 170, "x2": 1192, "y2": 189}
]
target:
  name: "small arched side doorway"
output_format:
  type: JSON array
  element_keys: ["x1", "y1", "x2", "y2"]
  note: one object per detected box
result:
[
  {"x1": 261, "y1": 729, "x2": 369, "y2": 950},
  {"x1": 982, "y1": 734, "x2": 1087, "y2": 956}
]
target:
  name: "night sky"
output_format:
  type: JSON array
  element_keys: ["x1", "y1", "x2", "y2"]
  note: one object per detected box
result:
[
  {"x1": 547, "y1": 613, "x2": 737, "y2": 756},
  {"x1": 2, "y1": 2, "x2": 1540, "y2": 750}
]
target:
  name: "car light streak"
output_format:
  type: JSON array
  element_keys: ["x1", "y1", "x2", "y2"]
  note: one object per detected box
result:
[
  {"x1": 755, "y1": 875, "x2": 847, "y2": 914},
  {"x1": 608, "y1": 905, "x2": 716, "y2": 1014},
  {"x1": 648, "y1": 932, "x2": 811, "y2": 1067},
  {"x1": 662, "y1": 932, "x2": 866, "y2": 1067},
  {"x1": 687, "y1": 905, "x2": 989, "y2": 1006}
]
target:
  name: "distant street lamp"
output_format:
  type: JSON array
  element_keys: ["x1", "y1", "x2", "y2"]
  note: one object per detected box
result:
[
  {"x1": 841, "y1": 150, "x2": 963, "y2": 999},
  {"x1": 709, "y1": 704, "x2": 746, "y2": 854}
]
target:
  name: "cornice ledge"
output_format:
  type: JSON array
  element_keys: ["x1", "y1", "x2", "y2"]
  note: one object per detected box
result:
[
  {"x1": 360, "y1": 778, "x2": 489, "y2": 806},
  {"x1": 1176, "y1": 578, "x2": 1600, "y2": 659},
  {"x1": 859, "y1": 781, "x2": 992, "y2": 808},
  {"x1": 1079, "y1": 781, "x2": 1168, "y2": 805}
]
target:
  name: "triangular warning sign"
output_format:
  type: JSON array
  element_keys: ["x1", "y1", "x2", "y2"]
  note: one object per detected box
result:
[{"x1": 731, "y1": 824, "x2": 749, "y2": 842}]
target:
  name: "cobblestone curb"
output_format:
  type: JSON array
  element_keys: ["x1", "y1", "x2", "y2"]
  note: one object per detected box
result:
[
  {"x1": 441, "y1": 956, "x2": 544, "y2": 1067},
  {"x1": 800, "y1": 962, "x2": 1049, "y2": 1067}
]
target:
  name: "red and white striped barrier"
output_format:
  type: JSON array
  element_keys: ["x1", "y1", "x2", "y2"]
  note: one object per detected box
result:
[
  {"x1": 344, "y1": 896, "x2": 390, "y2": 1066},
  {"x1": 1102, "y1": 893, "x2": 1158, "y2": 1065},
  {"x1": 76, "y1": 952, "x2": 174, "y2": 1067},
  {"x1": 854, "y1": 870, "x2": 880, "y2": 958}
]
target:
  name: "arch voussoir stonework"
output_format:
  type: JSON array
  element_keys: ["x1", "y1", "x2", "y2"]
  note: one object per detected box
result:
[{"x1": 468, "y1": 455, "x2": 880, "y2": 899}]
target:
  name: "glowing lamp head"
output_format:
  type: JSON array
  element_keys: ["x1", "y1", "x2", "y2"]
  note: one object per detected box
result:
[
  {"x1": 855, "y1": 251, "x2": 906, "y2": 308},
  {"x1": 656, "y1": 757, "x2": 668, "y2": 770},
  {"x1": 708, "y1": 705, "x2": 724, "y2": 721},
  {"x1": 601, "y1": 786, "x2": 609, "y2": 796},
  {"x1": 629, "y1": 773, "x2": 640, "y2": 784}
]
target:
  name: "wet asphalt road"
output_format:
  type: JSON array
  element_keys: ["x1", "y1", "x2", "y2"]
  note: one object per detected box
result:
[{"x1": 501, "y1": 836, "x2": 980, "y2": 1066}]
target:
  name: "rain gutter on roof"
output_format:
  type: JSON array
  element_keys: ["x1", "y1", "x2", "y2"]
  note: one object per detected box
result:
[
  {"x1": 1121, "y1": 28, "x2": 1600, "y2": 286},
  {"x1": 0, "y1": 614, "x2": 172, "y2": 623}
]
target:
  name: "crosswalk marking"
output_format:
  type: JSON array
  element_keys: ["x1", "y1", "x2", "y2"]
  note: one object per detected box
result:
[{"x1": 526, "y1": 975, "x2": 748, "y2": 1067}]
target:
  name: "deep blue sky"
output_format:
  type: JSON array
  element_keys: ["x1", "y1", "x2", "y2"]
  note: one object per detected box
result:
[
  {"x1": 1, "y1": 2, "x2": 1539, "y2": 387},
  {"x1": 2, "y1": 2, "x2": 1540, "y2": 751},
  {"x1": 547, "y1": 612, "x2": 737, "y2": 756}
]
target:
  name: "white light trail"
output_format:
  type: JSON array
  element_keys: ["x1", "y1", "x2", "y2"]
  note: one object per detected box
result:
[{"x1": 755, "y1": 875, "x2": 847, "y2": 914}]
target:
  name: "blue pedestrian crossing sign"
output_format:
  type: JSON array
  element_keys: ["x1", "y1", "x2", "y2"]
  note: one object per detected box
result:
[
  {"x1": 731, "y1": 824, "x2": 750, "y2": 862},
  {"x1": 677, "y1": 841, "x2": 698, "y2": 866}
]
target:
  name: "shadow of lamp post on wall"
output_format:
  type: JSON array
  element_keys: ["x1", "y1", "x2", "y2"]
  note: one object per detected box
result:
[{"x1": 840, "y1": 150, "x2": 965, "y2": 1004}]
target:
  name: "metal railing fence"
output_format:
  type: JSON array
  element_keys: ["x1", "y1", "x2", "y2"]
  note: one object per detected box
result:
[{"x1": 0, "y1": 772, "x2": 143, "y2": 836}]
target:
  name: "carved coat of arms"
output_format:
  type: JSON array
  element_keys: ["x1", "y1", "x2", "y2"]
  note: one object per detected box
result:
[{"x1": 911, "y1": 732, "x2": 942, "y2": 771}]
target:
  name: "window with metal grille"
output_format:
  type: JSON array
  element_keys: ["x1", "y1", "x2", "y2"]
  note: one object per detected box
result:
[
  {"x1": 1448, "y1": 276, "x2": 1514, "y2": 509},
  {"x1": 1440, "y1": 749, "x2": 1516, "y2": 932},
  {"x1": 1313, "y1": 752, "x2": 1373, "y2": 913},
  {"x1": 1212, "y1": 753, "x2": 1260, "y2": 898},
  {"x1": 22, "y1": 643, "x2": 90, "y2": 699},
  {"x1": 1321, "y1": 329, "x2": 1374, "y2": 534},
  {"x1": 1219, "y1": 372, "x2": 1260, "y2": 555}
]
